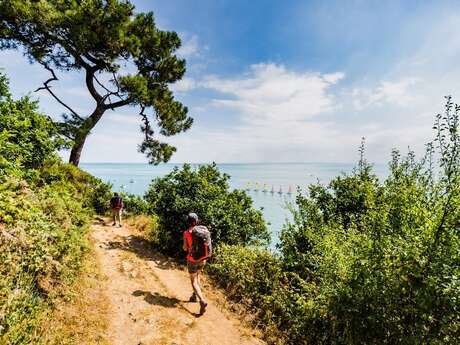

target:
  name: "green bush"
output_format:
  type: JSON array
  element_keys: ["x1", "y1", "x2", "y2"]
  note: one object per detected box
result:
[
  {"x1": 208, "y1": 98, "x2": 459, "y2": 344},
  {"x1": 277, "y1": 99, "x2": 459, "y2": 343},
  {"x1": 145, "y1": 163, "x2": 270, "y2": 256},
  {"x1": 0, "y1": 73, "x2": 111, "y2": 344},
  {"x1": 0, "y1": 175, "x2": 92, "y2": 344},
  {"x1": 209, "y1": 245, "x2": 283, "y2": 303},
  {"x1": 120, "y1": 192, "x2": 150, "y2": 215},
  {"x1": 0, "y1": 76, "x2": 65, "y2": 172},
  {"x1": 37, "y1": 158, "x2": 113, "y2": 215}
]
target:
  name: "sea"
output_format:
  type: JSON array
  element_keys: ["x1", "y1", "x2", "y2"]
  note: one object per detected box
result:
[{"x1": 81, "y1": 162, "x2": 388, "y2": 247}]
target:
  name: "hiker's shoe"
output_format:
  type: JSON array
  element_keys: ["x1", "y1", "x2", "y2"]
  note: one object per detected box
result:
[
  {"x1": 119, "y1": 224, "x2": 122, "y2": 227},
  {"x1": 199, "y1": 300, "x2": 208, "y2": 315},
  {"x1": 188, "y1": 293, "x2": 197, "y2": 303},
  {"x1": 112, "y1": 223, "x2": 116, "y2": 226}
]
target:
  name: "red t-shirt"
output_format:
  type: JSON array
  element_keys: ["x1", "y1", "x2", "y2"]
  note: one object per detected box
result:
[
  {"x1": 183, "y1": 227, "x2": 194, "y2": 262},
  {"x1": 184, "y1": 226, "x2": 211, "y2": 262}
]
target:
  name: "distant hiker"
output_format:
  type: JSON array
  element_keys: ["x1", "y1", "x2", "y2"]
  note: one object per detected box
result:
[
  {"x1": 110, "y1": 192, "x2": 124, "y2": 227},
  {"x1": 183, "y1": 212, "x2": 212, "y2": 315}
]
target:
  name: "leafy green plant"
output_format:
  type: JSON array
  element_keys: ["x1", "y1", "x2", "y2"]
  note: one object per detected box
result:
[
  {"x1": 120, "y1": 192, "x2": 150, "y2": 216},
  {"x1": 0, "y1": 73, "x2": 65, "y2": 174},
  {"x1": 208, "y1": 98, "x2": 459, "y2": 344},
  {"x1": 145, "y1": 163, "x2": 269, "y2": 256},
  {"x1": 0, "y1": 73, "x2": 112, "y2": 344}
]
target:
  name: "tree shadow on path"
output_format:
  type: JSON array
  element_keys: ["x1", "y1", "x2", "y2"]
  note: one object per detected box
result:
[{"x1": 105, "y1": 234, "x2": 181, "y2": 270}]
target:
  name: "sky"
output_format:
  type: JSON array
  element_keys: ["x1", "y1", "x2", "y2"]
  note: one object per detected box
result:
[{"x1": 1, "y1": 0, "x2": 460, "y2": 164}]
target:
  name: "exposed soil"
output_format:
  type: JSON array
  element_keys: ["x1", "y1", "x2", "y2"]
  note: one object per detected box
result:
[{"x1": 88, "y1": 219, "x2": 266, "y2": 345}]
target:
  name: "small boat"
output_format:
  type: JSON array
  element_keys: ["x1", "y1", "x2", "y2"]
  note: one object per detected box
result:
[
  {"x1": 244, "y1": 182, "x2": 251, "y2": 191},
  {"x1": 129, "y1": 179, "x2": 135, "y2": 183},
  {"x1": 254, "y1": 182, "x2": 260, "y2": 192},
  {"x1": 270, "y1": 186, "x2": 275, "y2": 194},
  {"x1": 278, "y1": 186, "x2": 283, "y2": 195},
  {"x1": 262, "y1": 183, "x2": 268, "y2": 193},
  {"x1": 287, "y1": 186, "x2": 293, "y2": 195}
]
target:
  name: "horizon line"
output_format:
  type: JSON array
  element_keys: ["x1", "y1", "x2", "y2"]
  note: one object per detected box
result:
[{"x1": 79, "y1": 161, "x2": 387, "y2": 166}]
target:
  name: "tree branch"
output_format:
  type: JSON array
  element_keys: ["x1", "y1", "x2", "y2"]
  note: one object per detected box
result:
[
  {"x1": 34, "y1": 63, "x2": 82, "y2": 120},
  {"x1": 94, "y1": 73, "x2": 123, "y2": 104},
  {"x1": 103, "y1": 97, "x2": 131, "y2": 110},
  {"x1": 85, "y1": 67, "x2": 104, "y2": 104},
  {"x1": 139, "y1": 106, "x2": 152, "y2": 141}
]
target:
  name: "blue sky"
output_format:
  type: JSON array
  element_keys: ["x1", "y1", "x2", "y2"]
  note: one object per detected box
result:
[{"x1": 1, "y1": 0, "x2": 460, "y2": 163}]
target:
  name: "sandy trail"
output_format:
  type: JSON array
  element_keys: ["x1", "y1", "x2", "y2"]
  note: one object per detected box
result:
[{"x1": 90, "y1": 220, "x2": 265, "y2": 345}]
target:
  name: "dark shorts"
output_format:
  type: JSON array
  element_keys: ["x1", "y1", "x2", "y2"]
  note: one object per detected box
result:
[{"x1": 187, "y1": 260, "x2": 206, "y2": 274}]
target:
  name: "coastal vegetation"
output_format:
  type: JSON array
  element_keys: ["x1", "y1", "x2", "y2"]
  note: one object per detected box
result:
[
  {"x1": 144, "y1": 163, "x2": 270, "y2": 256},
  {"x1": 0, "y1": 73, "x2": 111, "y2": 344},
  {"x1": 0, "y1": 0, "x2": 192, "y2": 166},
  {"x1": 208, "y1": 99, "x2": 460, "y2": 344},
  {"x1": 1, "y1": 2, "x2": 458, "y2": 345},
  {"x1": 137, "y1": 98, "x2": 459, "y2": 344},
  {"x1": 1, "y1": 59, "x2": 458, "y2": 343}
]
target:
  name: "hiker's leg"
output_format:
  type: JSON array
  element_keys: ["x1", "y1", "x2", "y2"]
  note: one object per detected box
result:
[
  {"x1": 196, "y1": 271, "x2": 207, "y2": 314},
  {"x1": 118, "y1": 209, "x2": 122, "y2": 226},
  {"x1": 190, "y1": 273, "x2": 205, "y2": 303},
  {"x1": 112, "y1": 209, "x2": 116, "y2": 225},
  {"x1": 197, "y1": 261, "x2": 205, "y2": 290}
]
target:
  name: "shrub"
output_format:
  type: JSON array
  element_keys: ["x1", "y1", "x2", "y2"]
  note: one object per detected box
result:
[
  {"x1": 35, "y1": 158, "x2": 112, "y2": 215},
  {"x1": 0, "y1": 74, "x2": 66, "y2": 171},
  {"x1": 209, "y1": 245, "x2": 283, "y2": 303},
  {"x1": 120, "y1": 192, "x2": 150, "y2": 215},
  {"x1": 126, "y1": 214, "x2": 160, "y2": 245},
  {"x1": 0, "y1": 73, "x2": 111, "y2": 344},
  {"x1": 0, "y1": 176, "x2": 91, "y2": 344},
  {"x1": 145, "y1": 163, "x2": 269, "y2": 256},
  {"x1": 208, "y1": 98, "x2": 459, "y2": 344}
]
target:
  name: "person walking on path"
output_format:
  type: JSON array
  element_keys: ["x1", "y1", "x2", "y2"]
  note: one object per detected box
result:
[
  {"x1": 110, "y1": 192, "x2": 124, "y2": 227},
  {"x1": 183, "y1": 213, "x2": 212, "y2": 315}
]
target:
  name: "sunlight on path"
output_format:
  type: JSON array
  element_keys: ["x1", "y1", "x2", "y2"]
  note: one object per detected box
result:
[{"x1": 90, "y1": 220, "x2": 265, "y2": 345}]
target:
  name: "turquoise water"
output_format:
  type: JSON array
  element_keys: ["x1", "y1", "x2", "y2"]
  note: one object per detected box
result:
[{"x1": 81, "y1": 163, "x2": 388, "y2": 246}]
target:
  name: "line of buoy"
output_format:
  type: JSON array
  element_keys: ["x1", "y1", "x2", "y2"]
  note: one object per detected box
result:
[
  {"x1": 244, "y1": 182, "x2": 295, "y2": 196},
  {"x1": 262, "y1": 183, "x2": 268, "y2": 193}
]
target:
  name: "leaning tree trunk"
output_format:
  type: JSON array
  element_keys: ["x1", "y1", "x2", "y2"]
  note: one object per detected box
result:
[
  {"x1": 68, "y1": 107, "x2": 105, "y2": 166},
  {"x1": 69, "y1": 135, "x2": 88, "y2": 166}
]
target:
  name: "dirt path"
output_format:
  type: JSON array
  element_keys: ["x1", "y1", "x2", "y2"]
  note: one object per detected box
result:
[{"x1": 90, "y1": 220, "x2": 265, "y2": 345}]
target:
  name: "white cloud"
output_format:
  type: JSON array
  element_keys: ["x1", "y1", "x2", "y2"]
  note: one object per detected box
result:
[
  {"x1": 170, "y1": 77, "x2": 197, "y2": 93},
  {"x1": 177, "y1": 34, "x2": 200, "y2": 58},
  {"x1": 164, "y1": 63, "x2": 354, "y2": 163},
  {"x1": 4, "y1": 9, "x2": 460, "y2": 165},
  {"x1": 203, "y1": 63, "x2": 344, "y2": 123},
  {"x1": 351, "y1": 78, "x2": 421, "y2": 110}
]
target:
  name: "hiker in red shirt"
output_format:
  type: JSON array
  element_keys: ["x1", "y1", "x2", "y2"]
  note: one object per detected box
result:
[{"x1": 183, "y1": 213, "x2": 212, "y2": 315}]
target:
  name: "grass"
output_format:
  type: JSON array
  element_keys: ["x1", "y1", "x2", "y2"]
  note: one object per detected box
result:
[{"x1": 36, "y1": 238, "x2": 110, "y2": 345}]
